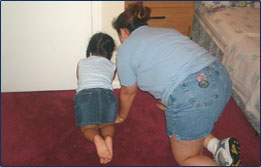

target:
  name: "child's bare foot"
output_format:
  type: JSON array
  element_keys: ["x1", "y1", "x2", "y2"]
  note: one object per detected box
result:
[
  {"x1": 94, "y1": 135, "x2": 112, "y2": 164},
  {"x1": 105, "y1": 136, "x2": 113, "y2": 157}
]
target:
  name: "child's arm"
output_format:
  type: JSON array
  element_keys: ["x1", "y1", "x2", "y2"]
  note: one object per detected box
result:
[{"x1": 113, "y1": 68, "x2": 117, "y2": 80}]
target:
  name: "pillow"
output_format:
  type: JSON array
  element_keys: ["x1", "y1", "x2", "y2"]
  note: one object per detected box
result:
[
  {"x1": 201, "y1": 1, "x2": 234, "y2": 13},
  {"x1": 234, "y1": 1, "x2": 260, "y2": 8},
  {"x1": 201, "y1": 1, "x2": 260, "y2": 14}
]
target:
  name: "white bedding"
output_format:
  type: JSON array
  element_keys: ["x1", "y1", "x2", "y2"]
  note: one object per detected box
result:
[{"x1": 222, "y1": 33, "x2": 260, "y2": 123}]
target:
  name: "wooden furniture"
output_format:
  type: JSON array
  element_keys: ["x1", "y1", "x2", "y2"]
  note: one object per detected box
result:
[{"x1": 125, "y1": 1, "x2": 196, "y2": 36}]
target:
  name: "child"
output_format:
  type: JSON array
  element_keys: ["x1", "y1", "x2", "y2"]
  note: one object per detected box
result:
[{"x1": 74, "y1": 32, "x2": 117, "y2": 164}]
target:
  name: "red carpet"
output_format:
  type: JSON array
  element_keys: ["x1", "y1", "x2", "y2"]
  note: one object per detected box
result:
[{"x1": 1, "y1": 89, "x2": 260, "y2": 166}]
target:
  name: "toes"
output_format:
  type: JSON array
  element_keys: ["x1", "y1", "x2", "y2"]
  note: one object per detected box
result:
[
  {"x1": 100, "y1": 158, "x2": 104, "y2": 164},
  {"x1": 103, "y1": 158, "x2": 112, "y2": 164},
  {"x1": 100, "y1": 157, "x2": 112, "y2": 164}
]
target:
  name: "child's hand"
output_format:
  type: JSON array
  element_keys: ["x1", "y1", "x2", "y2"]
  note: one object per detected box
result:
[
  {"x1": 115, "y1": 114, "x2": 125, "y2": 123},
  {"x1": 156, "y1": 100, "x2": 166, "y2": 111}
]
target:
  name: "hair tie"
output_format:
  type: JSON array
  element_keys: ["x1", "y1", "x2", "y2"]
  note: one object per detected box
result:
[{"x1": 137, "y1": 12, "x2": 142, "y2": 19}]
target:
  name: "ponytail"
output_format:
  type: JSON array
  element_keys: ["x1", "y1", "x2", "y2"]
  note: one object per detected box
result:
[{"x1": 112, "y1": 2, "x2": 151, "y2": 34}]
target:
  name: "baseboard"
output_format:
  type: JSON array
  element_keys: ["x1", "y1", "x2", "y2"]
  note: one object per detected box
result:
[{"x1": 112, "y1": 80, "x2": 121, "y2": 89}]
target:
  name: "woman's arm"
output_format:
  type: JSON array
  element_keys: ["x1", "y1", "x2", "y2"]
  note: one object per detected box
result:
[{"x1": 115, "y1": 83, "x2": 137, "y2": 123}]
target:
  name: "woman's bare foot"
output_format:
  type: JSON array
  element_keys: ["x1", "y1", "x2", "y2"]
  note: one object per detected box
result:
[{"x1": 94, "y1": 135, "x2": 112, "y2": 164}]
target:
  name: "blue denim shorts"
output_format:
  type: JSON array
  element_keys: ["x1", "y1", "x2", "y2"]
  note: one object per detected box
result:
[
  {"x1": 74, "y1": 88, "x2": 118, "y2": 127},
  {"x1": 165, "y1": 61, "x2": 232, "y2": 141}
]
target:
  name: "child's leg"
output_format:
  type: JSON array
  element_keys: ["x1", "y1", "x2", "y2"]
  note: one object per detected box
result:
[
  {"x1": 98, "y1": 123, "x2": 115, "y2": 156},
  {"x1": 80, "y1": 125, "x2": 112, "y2": 164},
  {"x1": 80, "y1": 125, "x2": 100, "y2": 142},
  {"x1": 99, "y1": 123, "x2": 115, "y2": 138}
]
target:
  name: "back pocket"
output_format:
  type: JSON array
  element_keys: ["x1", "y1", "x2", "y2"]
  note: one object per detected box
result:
[{"x1": 180, "y1": 72, "x2": 219, "y2": 109}]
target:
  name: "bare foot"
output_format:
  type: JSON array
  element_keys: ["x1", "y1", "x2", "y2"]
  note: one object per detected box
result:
[
  {"x1": 105, "y1": 136, "x2": 113, "y2": 157},
  {"x1": 94, "y1": 135, "x2": 112, "y2": 164}
]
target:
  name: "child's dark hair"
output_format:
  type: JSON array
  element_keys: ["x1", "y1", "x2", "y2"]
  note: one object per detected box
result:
[
  {"x1": 112, "y1": 2, "x2": 151, "y2": 34},
  {"x1": 86, "y1": 32, "x2": 115, "y2": 60}
]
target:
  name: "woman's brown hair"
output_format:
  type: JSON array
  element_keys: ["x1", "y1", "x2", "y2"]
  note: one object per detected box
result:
[{"x1": 112, "y1": 2, "x2": 151, "y2": 34}]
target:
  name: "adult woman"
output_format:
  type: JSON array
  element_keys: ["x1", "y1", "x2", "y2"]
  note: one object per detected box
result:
[{"x1": 112, "y1": 3, "x2": 240, "y2": 166}]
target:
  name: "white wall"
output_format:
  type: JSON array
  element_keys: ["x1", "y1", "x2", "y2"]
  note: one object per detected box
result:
[
  {"x1": 1, "y1": 1, "x2": 124, "y2": 92},
  {"x1": 102, "y1": 1, "x2": 125, "y2": 88}
]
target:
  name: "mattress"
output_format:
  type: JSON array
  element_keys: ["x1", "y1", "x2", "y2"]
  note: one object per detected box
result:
[
  {"x1": 195, "y1": 6, "x2": 260, "y2": 52},
  {"x1": 192, "y1": 6, "x2": 260, "y2": 134}
]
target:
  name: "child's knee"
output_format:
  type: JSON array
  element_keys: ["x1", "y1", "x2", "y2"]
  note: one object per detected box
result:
[{"x1": 80, "y1": 125, "x2": 99, "y2": 132}]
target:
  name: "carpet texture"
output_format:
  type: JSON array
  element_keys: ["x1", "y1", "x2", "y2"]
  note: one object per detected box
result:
[{"x1": 1, "y1": 89, "x2": 260, "y2": 166}]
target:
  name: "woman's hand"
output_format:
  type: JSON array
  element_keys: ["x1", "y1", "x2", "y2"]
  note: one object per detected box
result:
[
  {"x1": 115, "y1": 84, "x2": 137, "y2": 124},
  {"x1": 115, "y1": 114, "x2": 125, "y2": 123},
  {"x1": 156, "y1": 100, "x2": 166, "y2": 111}
]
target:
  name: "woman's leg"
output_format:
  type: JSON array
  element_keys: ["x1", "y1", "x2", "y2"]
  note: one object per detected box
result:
[
  {"x1": 80, "y1": 125, "x2": 112, "y2": 164},
  {"x1": 170, "y1": 135, "x2": 218, "y2": 166},
  {"x1": 203, "y1": 134, "x2": 215, "y2": 148},
  {"x1": 204, "y1": 134, "x2": 241, "y2": 166}
]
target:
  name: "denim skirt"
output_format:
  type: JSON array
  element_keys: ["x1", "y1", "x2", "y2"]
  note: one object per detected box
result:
[
  {"x1": 74, "y1": 88, "x2": 118, "y2": 127},
  {"x1": 165, "y1": 61, "x2": 232, "y2": 141}
]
